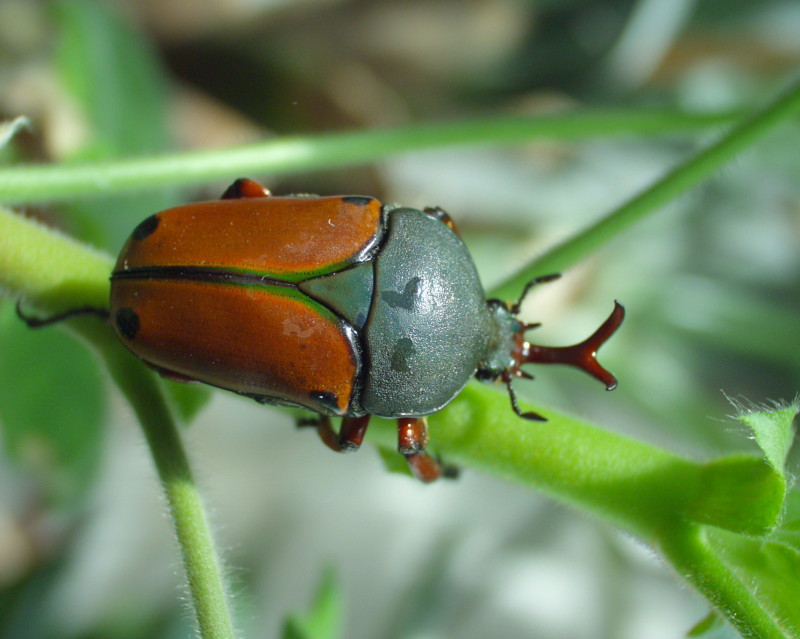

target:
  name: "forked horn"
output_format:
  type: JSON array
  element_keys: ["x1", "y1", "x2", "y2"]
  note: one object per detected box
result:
[{"x1": 523, "y1": 301, "x2": 625, "y2": 390}]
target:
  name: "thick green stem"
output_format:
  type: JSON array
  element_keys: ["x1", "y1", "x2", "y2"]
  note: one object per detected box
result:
[
  {"x1": 0, "y1": 109, "x2": 733, "y2": 203},
  {"x1": 490, "y1": 78, "x2": 800, "y2": 300},
  {"x1": 0, "y1": 208, "x2": 110, "y2": 311},
  {"x1": 367, "y1": 386, "x2": 783, "y2": 541}
]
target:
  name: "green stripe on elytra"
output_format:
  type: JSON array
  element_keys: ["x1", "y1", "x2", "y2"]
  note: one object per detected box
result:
[
  {"x1": 111, "y1": 263, "x2": 347, "y2": 285},
  {"x1": 111, "y1": 266, "x2": 345, "y2": 323},
  {"x1": 115, "y1": 258, "x2": 355, "y2": 283},
  {"x1": 208, "y1": 260, "x2": 357, "y2": 282}
]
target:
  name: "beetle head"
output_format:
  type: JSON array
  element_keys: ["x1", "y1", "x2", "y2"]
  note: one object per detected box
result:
[{"x1": 479, "y1": 274, "x2": 625, "y2": 421}]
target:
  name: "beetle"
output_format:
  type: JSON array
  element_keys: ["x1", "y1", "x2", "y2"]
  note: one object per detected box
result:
[{"x1": 19, "y1": 178, "x2": 624, "y2": 482}]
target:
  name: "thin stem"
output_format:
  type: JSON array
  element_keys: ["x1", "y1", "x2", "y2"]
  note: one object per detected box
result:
[
  {"x1": 0, "y1": 209, "x2": 236, "y2": 638},
  {"x1": 0, "y1": 109, "x2": 734, "y2": 203},
  {"x1": 489, "y1": 77, "x2": 800, "y2": 301},
  {"x1": 97, "y1": 333, "x2": 236, "y2": 639}
]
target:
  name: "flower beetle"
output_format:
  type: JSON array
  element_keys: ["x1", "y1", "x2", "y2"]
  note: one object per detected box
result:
[{"x1": 19, "y1": 178, "x2": 624, "y2": 482}]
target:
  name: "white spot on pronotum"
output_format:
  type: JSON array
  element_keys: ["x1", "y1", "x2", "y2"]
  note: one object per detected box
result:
[{"x1": 283, "y1": 318, "x2": 314, "y2": 339}]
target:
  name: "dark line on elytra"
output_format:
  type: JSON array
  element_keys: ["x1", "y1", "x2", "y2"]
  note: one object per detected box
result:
[{"x1": 110, "y1": 265, "x2": 296, "y2": 288}]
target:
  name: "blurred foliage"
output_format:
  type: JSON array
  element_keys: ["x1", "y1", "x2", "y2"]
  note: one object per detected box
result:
[
  {"x1": 281, "y1": 568, "x2": 342, "y2": 639},
  {"x1": 0, "y1": 301, "x2": 103, "y2": 504},
  {"x1": 0, "y1": 0, "x2": 799, "y2": 638},
  {"x1": 55, "y1": 0, "x2": 179, "y2": 251}
]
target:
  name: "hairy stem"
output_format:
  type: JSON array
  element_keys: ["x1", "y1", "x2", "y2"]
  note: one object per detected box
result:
[
  {"x1": 0, "y1": 208, "x2": 236, "y2": 638},
  {"x1": 0, "y1": 109, "x2": 733, "y2": 203},
  {"x1": 489, "y1": 77, "x2": 800, "y2": 300},
  {"x1": 98, "y1": 332, "x2": 236, "y2": 639}
]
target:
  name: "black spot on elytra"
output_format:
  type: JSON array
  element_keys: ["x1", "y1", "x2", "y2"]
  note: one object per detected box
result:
[
  {"x1": 390, "y1": 337, "x2": 415, "y2": 373},
  {"x1": 132, "y1": 215, "x2": 159, "y2": 241},
  {"x1": 382, "y1": 277, "x2": 420, "y2": 311},
  {"x1": 342, "y1": 195, "x2": 373, "y2": 206},
  {"x1": 115, "y1": 307, "x2": 140, "y2": 339},
  {"x1": 310, "y1": 390, "x2": 339, "y2": 413}
]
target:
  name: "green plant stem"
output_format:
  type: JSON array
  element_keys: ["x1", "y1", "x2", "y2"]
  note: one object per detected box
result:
[
  {"x1": 0, "y1": 208, "x2": 236, "y2": 639},
  {"x1": 366, "y1": 386, "x2": 783, "y2": 541},
  {"x1": 489, "y1": 77, "x2": 800, "y2": 301},
  {"x1": 0, "y1": 109, "x2": 734, "y2": 203},
  {"x1": 97, "y1": 331, "x2": 236, "y2": 639},
  {"x1": 0, "y1": 208, "x2": 110, "y2": 310}
]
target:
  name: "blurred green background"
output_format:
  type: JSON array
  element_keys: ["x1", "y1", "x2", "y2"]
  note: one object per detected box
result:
[{"x1": 1, "y1": 0, "x2": 799, "y2": 637}]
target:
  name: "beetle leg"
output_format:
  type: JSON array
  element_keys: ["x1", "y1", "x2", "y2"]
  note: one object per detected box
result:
[
  {"x1": 509, "y1": 273, "x2": 561, "y2": 314},
  {"x1": 302, "y1": 415, "x2": 371, "y2": 453},
  {"x1": 220, "y1": 178, "x2": 271, "y2": 199},
  {"x1": 398, "y1": 417, "x2": 444, "y2": 483},
  {"x1": 404, "y1": 452, "x2": 445, "y2": 483},
  {"x1": 422, "y1": 206, "x2": 460, "y2": 236},
  {"x1": 16, "y1": 300, "x2": 109, "y2": 328}
]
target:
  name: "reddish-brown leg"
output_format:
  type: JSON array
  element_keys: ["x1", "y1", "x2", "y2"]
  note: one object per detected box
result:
[
  {"x1": 398, "y1": 417, "x2": 443, "y2": 483},
  {"x1": 16, "y1": 301, "x2": 108, "y2": 328},
  {"x1": 221, "y1": 178, "x2": 272, "y2": 199},
  {"x1": 302, "y1": 415, "x2": 371, "y2": 453},
  {"x1": 423, "y1": 206, "x2": 460, "y2": 236}
]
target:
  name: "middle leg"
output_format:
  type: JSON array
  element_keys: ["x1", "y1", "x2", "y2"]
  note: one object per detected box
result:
[
  {"x1": 398, "y1": 417, "x2": 443, "y2": 483},
  {"x1": 302, "y1": 414, "x2": 371, "y2": 453}
]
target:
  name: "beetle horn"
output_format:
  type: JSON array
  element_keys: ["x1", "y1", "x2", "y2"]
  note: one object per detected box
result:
[{"x1": 522, "y1": 301, "x2": 625, "y2": 390}]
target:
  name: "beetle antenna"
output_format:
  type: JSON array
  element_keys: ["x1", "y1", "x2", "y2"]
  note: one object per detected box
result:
[
  {"x1": 16, "y1": 300, "x2": 109, "y2": 328},
  {"x1": 510, "y1": 273, "x2": 561, "y2": 314},
  {"x1": 504, "y1": 375, "x2": 547, "y2": 422},
  {"x1": 522, "y1": 301, "x2": 625, "y2": 390}
]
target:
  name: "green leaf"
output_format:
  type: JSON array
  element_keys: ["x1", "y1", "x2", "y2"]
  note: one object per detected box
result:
[
  {"x1": 687, "y1": 610, "x2": 723, "y2": 637},
  {"x1": 772, "y1": 488, "x2": 800, "y2": 551},
  {"x1": 0, "y1": 301, "x2": 105, "y2": 503},
  {"x1": 54, "y1": 0, "x2": 168, "y2": 157},
  {"x1": 733, "y1": 398, "x2": 798, "y2": 478},
  {"x1": 706, "y1": 519, "x2": 800, "y2": 639},
  {"x1": 161, "y1": 378, "x2": 211, "y2": 426},
  {"x1": 53, "y1": 0, "x2": 177, "y2": 250},
  {"x1": 282, "y1": 568, "x2": 342, "y2": 639},
  {"x1": 686, "y1": 455, "x2": 785, "y2": 535},
  {"x1": 376, "y1": 445, "x2": 414, "y2": 478}
]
